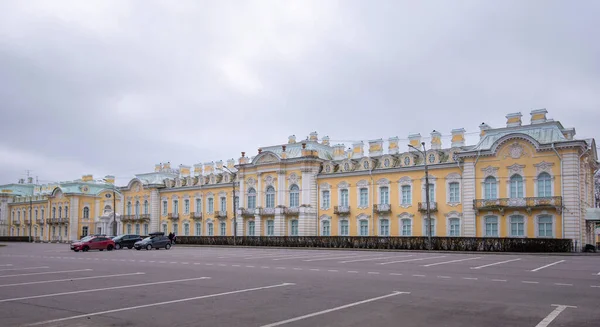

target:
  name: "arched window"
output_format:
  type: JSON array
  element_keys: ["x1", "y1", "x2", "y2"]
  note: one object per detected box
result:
[
  {"x1": 83, "y1": 207, "x2": 89, "y2": 219},
  {"x1": 265, "y1": 186, "x2": 275, "y2": 208},
  {"x1": 135, "y1": 201, "x2": 140, "y2": 216},
  {"x1": 449, "y1": 218, "x2": 460, "y2": 236},
  {"x1": 144, "y1": 200, "x2": 149, "y2": 214},
  {"x1": 247, "y1": 188, "x2": 256, "y2": 209},
  {"x1": 380, "y1": 219, "x2": 389, "y2": 236},
  {"x1": 322, "y1": 220, "x2": 330, "y2": 236},
  {"x1": 537, "y1": 172, "x2": 552, "y2": 197},
  {"x1": 289, "y1": 185, "x2": 299, "y2": 208},
  {"x1": 58, "y1": 206, "x2": 62, "y2": 218},
  {"x1": 52, "y1": 207, "x2": 56, "y2": 218},
  {"x1": 510, "y1": 175, "x2": 524, "y2": 198},
  {"x1": 484, "y1": 176, "x2": 497, "y2": 200},
  {"x1": 127, "y1": 202, "x2": 132, "y2": 215}
]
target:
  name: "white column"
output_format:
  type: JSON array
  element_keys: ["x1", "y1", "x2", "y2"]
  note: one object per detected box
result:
[
  {"x1": 274, "y1": 210, "x2": 285, "y2": 236},
  {"x1": 69, "y1": 196, "x2": 79, "y2": 241},
  {"x1": 150, "y1": 189, "x2": 160, "y2": 233},
  {"x1": 299, "y1": 168, "x2": 318, "y2": 235},
  {"x1": 257, "y1": 173, "x2": 263, "y2": 206},
  {"x1": 278, "y1": 171, "x2": 286, "y2": 206},
  {"x1": 562, "y1": 152, "x2": 581, "y2": 248},
  {"x1": 462, "y1": 162, "x2": 476, "y2": 236}
]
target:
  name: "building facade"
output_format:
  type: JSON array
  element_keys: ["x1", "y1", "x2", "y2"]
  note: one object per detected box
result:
[{"x1": 1, "y1": 110, "x2": 598, "y2": 248}]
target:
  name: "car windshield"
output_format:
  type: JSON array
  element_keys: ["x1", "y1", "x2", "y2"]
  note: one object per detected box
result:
[
  {"x1": 112, "y1": 235, "x2": 123, "y2": 240},
  {"x1": 142, "y1": 237, "x2": 152, "y2": 241},
  {"x1": 80, "y1": 236, "x2": 93, "y2": 242}
]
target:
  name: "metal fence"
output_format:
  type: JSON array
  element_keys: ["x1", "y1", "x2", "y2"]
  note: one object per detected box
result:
[{"x1": 174, "y1": 236, "x2": 572, "y2": 252}]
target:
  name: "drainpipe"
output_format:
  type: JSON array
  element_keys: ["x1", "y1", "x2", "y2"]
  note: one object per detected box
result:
[{"x1": 551, "y1": 143, "x2": 564, "y2": 238}]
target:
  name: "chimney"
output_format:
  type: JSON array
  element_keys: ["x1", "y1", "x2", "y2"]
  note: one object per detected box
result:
[
  {"x1": 530, "y1": 109, "x2": 548, "y2": 124},
  {"x1": 451, "y1": 128, "x2": 466, "y2": 148},
  {"x1": 321, "y1": 136, "x2": 330, "y2": 146},
  {"x1": 227, "y1": 159, "x2": 235, "y2": 169},
  {"x1": 479, "y1": 123, "x2": 491, "y2": 137},
  {"x1": 281, "y1": 145, "x2": 287, "y2": 159},
  {"x1": 368, "y1": 139, "x2": 383, "y2": 156},
  {"x1": 309, "y1": 131, "x2": 318, "y2": 142},
  {"x1": 194, "y1": 164, "x2": 203, "y2": 176},
  {"x1": 562, "y1": 128, "x2": 576, "y2": 140},
  {"x1": 430, "y1": 130, "x2": 442, "y2": 150},
  {"x1": 506, "y1": 112, "x2": 522, "y2": 127},
  {"x1": 239, "y1": 152, "x2": 249, "y2": 165},
  {"x1": 288, "y1": 135, "x2": 296, "y2": 144},
  {"x1": 388, "y1": 136, "x2": 399, "y2": 154},
  {"x1": 352, "y1": 141, "x2": 364, "y2": 159},
  {"x1": 104, "y1": 175, "x2": 115, "y2": 185},
  {"x1": 408, "y1": 133, "x2": 422, "y2": 148},
  {"x1": 203, "y1": 162, "x2": 214, "y2": 174},
  {"x1": 163, "y1": 162, "x2": 171, "y2": 170},
  {"x1": 179, "y1": 165, "x2": 191, "y2": 177},
  {"x1": 215, "y1": 160, "x2": 224, "y2": 171},
  {"x1": 155, "y1": 163, "x2": 162, "y2": 172},
  {"x1": 333, "y1": 144, "x2": 346, "y2": 160}
]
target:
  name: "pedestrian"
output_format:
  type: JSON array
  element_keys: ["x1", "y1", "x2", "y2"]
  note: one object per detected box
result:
[{"x1": 168, "y1": 232, "x2": 174, "y2": 243}]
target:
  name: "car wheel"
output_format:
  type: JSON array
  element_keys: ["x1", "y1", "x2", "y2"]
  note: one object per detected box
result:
[
  {"x1": 165, "y1": 243, "x2": 171, "y2": 250},
  {"x1": 115, "y1": 243, "x2": 121, "y2": 250},
  {"x1": 99, "y1": 249, "x2": 104, "y2": 251},
  {"x1": 128, "y1": 246, "x2": 133, "y2": 249},
  {"x1": 82, "y1": 246, "x2": 89, "y2": 252},
  {"x1": 74, "y1": 249, "x2": 79, "y2": 252},
  {"x1": 107, "y1": 245, "x2": 114, "y2": 251},
  {"x1": 146, "y1": 244, "x2": 152, "y2": 250},
  {"x1": 135, "y1": 247, "x2": 141, "y2": 251}
]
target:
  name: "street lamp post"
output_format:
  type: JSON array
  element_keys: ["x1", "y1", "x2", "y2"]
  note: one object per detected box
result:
[
  {"x1": 409, "y1": 141, "x2": 432, "y2": 251},
  {"x1": 222, "y1": 166, "x2": 237, "y2": 245},
  {"x1": 103, "y1": 178, "x2": 117, "y2": 237},
  {"x1": 29, "y1": 197, "x2": 32, "y2": 243}
]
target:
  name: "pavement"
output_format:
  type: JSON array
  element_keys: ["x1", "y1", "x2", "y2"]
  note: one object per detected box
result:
[{"x1": 0, "y1": 243, "x2": 599, "y2": 327}]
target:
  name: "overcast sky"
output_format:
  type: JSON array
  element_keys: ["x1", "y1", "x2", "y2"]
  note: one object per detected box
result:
[{"x1": 0, "y1": 0, "x2": 599, "y2": 185}]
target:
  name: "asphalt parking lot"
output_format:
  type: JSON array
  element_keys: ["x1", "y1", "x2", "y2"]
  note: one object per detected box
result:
[{"x1": 0, "y1": 243, "x2": 599, "y2": 327}]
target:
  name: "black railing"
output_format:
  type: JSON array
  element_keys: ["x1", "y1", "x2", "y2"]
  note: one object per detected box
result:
[{"x1": 174, "y1": 236, "x2": 572, "y2": 252}]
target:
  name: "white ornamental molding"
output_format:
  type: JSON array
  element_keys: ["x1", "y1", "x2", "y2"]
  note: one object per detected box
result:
[
  {"x1": 194, "y1": 192, "x2": 202, "y2": 198},
  {"x1": 446, "y1": 173, "x2": 461, "y2": 182},
  {"x1": 506, "y1": 163, "x2": 525, "y2": 177},
  {"x1": 377, "y1": 178, "x2": 390, "y2": 186},
  {"x1": 397, "y1": 212, "x2": 414, "y2": 219},
  {"x1": 264, "y1": 175, "x2": 275, "y2": 186},
  {"x1": 288, "y1": 173, "x2": 299, "y2": 185},
  {"x1": 218, "y1": 191, "x2": 227, "y2": 197},
  {"x1": 206, "y1": 192, "x2": 214, "y2": 197},
  {"x1": 342, "y1": 160, "x2": 354, "y2": 172},
  {"x1": 246, "y1": 177, "x2": 256, "y2": 188},
  {"x1": 323, "y1": 163, "x2": 333, "y2": 174},
  {"x1": 209, "y1": 175, "x2": 216, "y2": 185},
  {"x1": 356, "y1": 180, "x2": 369, "y2": 188},
  {"x1": 356, "y1": 213, "x2": 369, "y2": 220},
  {"x1": 534, "y1": 161, "x2": 554, "y2": 175},
  {"x1": 504, "y1": 142, "x2": 529, "y2": 159},
  {"x1": 320, "y1": 183, "x2": 331, "y2": 190},
  {"x1": 481, "y1": 166, "x2": 499, "y2": 179},
  {"x1": 398, "y1": 176, "x2": 413, "y2": 186},
  {"x1": 319, "y1": 214, "x2": 331, "y2": 221},
  {"x1": 401, "y1": 154, "x2": 413, "y2": 167},
  {"x1": 172, "y1": 195, "x2": 179, "y2": 200},
  {"x1": 444, "y1": 211, "x2": 463, "y2": 218},
  {"x1": 338, "y1": 181, "x2": 350, "y2": 189}
]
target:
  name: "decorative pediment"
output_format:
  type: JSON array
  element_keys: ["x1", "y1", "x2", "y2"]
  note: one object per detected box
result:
[
  {"x1": 398, "y1": 176, "x2": 412, "y2": 186},
  {"x1": 444, "y1": 211, "x2": 463, "y2": 218},
  {"x1": 356, "y1": 213, "x2": 369, "y2": 220},
  {"x1": 246, "y1": 177, "x2": 256, "y2": 187},
  {"x1": 218, "y1": 191, "x2": 227, "y2": 197},
  {"x1": 322, "y1": 162, "x2": 334, "y2": 174},
  {"x1": 379, "y1": 155, "x2": 395, "y2": 168},
  {"x1": 338, "y1": 181, "x2": 350, "y2": 189},
  {"x1": 206, "y1": 192, "x2": 214, "y2": 197},
  {"x1": 175, "y1": 178, "x2": 182, "y2": 188},
  {"x1": 320, "y1": 183, "x2": 331, "y2": 190},
  {"x1": 481, "y1": 166, "x2": 499, "y2": 179},
  {"x1": 356, "y1": 180, "x2": 369, "y2": 187},
  {"x1": 288, "y1": 173, "x2": 299, "y2": 185},
  {"x1": 401, "y1": 154, "x2": 414, "y2": 167},
  {"x1": 398, "y1": 212, "x2": 415, "y2": 219},
  {"x1": 535, "y1": 161, "x2": 554, "y2": 175},
  {"x1": 264, "y1": 175, "x2": 275, "y2": 186},
  {"x1": 377, "y1": 178, "x2": 390, "y2": 186},
  {"x1": 254, "y1": 152, "x2": 280, "y2": 164},
  {"x1": 446, "y1": 173, "x2": 461, "y2": 182},
  {"x1": 503, "y1": 142, "x2": 530, "y2": 159},
  {"x1": 340, "y1": 160, "x2": 355, "y2": 172},
  {"x1": 507, "y1": 163, "x2": 525, "y2": 177},
  {"x1": 358, "y1": 158, "x2": 375, "y2": 170},
  {"x1": 319, "y1": 214, "x2": 331, "y2": 221}
]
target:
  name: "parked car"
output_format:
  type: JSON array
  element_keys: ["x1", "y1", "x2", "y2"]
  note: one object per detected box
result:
[
  {"x1": 134, "y1": 232, "x2": 171, "y2": 250},
  {"x1": 71, "y1": 235, "x2": 115, "y2": 252},
  {"x1": 112, "y1": 234, "x2": 143, "y2": 250}
]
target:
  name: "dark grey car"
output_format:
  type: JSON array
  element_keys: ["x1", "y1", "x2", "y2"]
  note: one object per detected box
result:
[{"x1": 134, "y1": 232, "x2": 171, "y2": 250}]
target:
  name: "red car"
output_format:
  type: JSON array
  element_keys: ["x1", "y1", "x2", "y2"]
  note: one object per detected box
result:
[{"x1": 71, "y1": 235, "x2": 115, "y2": 252}]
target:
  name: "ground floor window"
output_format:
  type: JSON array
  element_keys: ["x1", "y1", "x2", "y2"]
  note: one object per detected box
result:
[
  {"x1": 143, "y1": 224, "x2": 149, "y2": 235},
  {"x1": 220, "y1": 222, "x2": 226, "y2": 236},
  {"x1": 359, "y1": 220, "x2": 368, "y2": 236},
  {"x1": 248, "y1": 221, "x2": 255, "y2": 236},
  {"x1": 266, "y1": 220, "x2": 274, "y2": 236},
  {"x1": 510, "y1": 215, "x2": 525, "y2": 237},
  {"x1": 290, "y1": 220, "x2": 298, "y2": 236},
  {"x1": 127, "y1": 224, "x2": 132, "y2": 234},
  {"x1": 340, "y1": 220, "x2": 349, "y2": 236},
  {"x1": 380, "y1": 219, "x2": 389, "y2": 236},
  {"x1": 538, "y1": 216, "x2": 553, "y2": 237},
  {"x1": 82, "y1": 226, "x2": 88, "y2": 237},
  {"x1": 208, "y1": 222, "x2": 214, "y2": 236},
  {"x1": 195, "y1": 223, "x2": 201, "y2": 236},
  {"x1": 184, "y1": 224, "x2": 189, "y2": 236},
  {"x1": 162, "y1": 224, "x2": 167, "y2": 234},
  {"x1": 485, "y1": 216, "x2": 498, "y2": 237},
  {"x1": 424, "y1": 218, "x2": 435, "y2": 236},
  {"x1": 135, "y1": 224, "x2": 140, "y2": 235},
  {"x1": 401, "y1": 219, "x2": 412, "y2": 236},
  {"x1": 449, "y1": 218, "x2": 460, "y2": 236},
  {"x1": 172, "y1": 223, "x2": 178, "y2": 235},
  {"x1": 322, "y1": 221, "x2": 330, "y2": 236}
]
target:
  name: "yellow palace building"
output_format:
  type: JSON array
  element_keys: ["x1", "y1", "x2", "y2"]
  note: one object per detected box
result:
[{"x1": 1, "y1": 109, "x2": 599, "y2": 248}]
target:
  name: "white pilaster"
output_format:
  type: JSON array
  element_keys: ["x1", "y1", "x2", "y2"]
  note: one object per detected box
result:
[
  {"x1": 462, "y1": 162, "x2": 476, "y2": 236},
  {"x1": 69, "y1": 196, "x2": 79, "y2": 241},
  {"x1": 150, "y1": 189, "x2": 160, "y2": 233},
  {"x1": 562, "y1": 152, "x2": 581, "y2": 248}
]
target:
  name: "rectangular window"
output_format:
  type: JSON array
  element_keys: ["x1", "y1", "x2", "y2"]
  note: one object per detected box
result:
[
  {"x1": 266, "y1": 193, "x2": 275, "y2": 208},
  {"x1": 208, "y1": 198, "x2": 214, "y2": 213},
  {"x1": 220, "y1": 197, "x2": 226, "y2": 211},
  {"x1": 510, "y1": 216, "x2": 525, "y2": 236},
  {"x1": 196, "y1": 198, "x2": 202, "y2": 213},
  {"x1": 424, "y1": 219, "x2": 435, "y2": 236},
  {"x1": 208, "y1": 223, "x2": 214, "y2": 236},
  {"x1": 485, "y1": 217, "x2": 498, "y2": 237},
  {"x1": 234, "y1": 196, "x2": 239, "y2": 210},
  {"x1": 220, "y1": 222, "x2": 226, "y2": 236},
  {"x1": 184, "y1": 199, "x2": 190, "y2": 214},
  {"x1": 322, "y1": 191, "x2": 330, "y2": 209},
  {"x1": 195, "y1": 223, "x2": 201, "y2": 236},
  {"x1": 359, "y1": 220, "x2": 368, "y2": 236},
  {"x1": 173, "y1": 200, "x2": 179, "y2": 213},
  {"x1": 184, "y1": 224, "x2": 189, "y2": 236},
  {"x1": 322, "y1": 221, "x2": 330, "y2": 236},
  {"x1": 449, "y1": 182, "x2": 460, "y2": 203},
  {"x1": 291, "y1": 220, "x2": 298, "y2": 236},
  {"x1": 127, "y1": 224, "x2": 132, "y2": 234},
  {"x1": 173, "y1": 223, "x2": 178, "y2": 235},
  {"x1": 135, "y1": 224, "x2": 140, "y2": 235},
  {"x1": 401, "y1": 186, "x2": 412, "y2": 205},
  {"x1": 401, "y1": 219, "x2": 412, "y2": 236},
  {"x1": 449, "y1": 219, "x2": 460, "y2": 236},
  {"x1": 162, "y1": 224, "x2": 167, "y2": 234},
  {"x1": 247, "y1": 194, "x2": 256, "y2": 209},
  {"x1": 427, "y1": 184, "x2": 435, "y2": 202},
  {"x1": 380, "y1": 219, "x2": 389, "y2": 236},
  {"x1": 340, "y1": 221, "x2": 349, "y2": 236},
  {"x1": 290, "y1": 192, "x2": 299, "y2": 208},
  {"x1": 144, "y1": 224, "x2": 149, "y2": 235},
  {"x1": 380, "y1": 187, "x2": 389, "y2": 205},
  {"x1": 538, "y1": 216, "x2": 553, "y2": 237},
  {"x1": 340, "y1": 189, "x2": 349, "y2": 207},
  {"x1": 359, "y1": 188, "x2": 368, "y2": 207},
  {"x1": 162, "y1": 201, "x2": 167, "y2": 215},
  {"x1": 248, "y1": 221, "x2": 255, "y2": 236},
  {"x1": 65, "y1": 206, "x2": 68, "y2": 218},
  {"x1": 267, "y1": 220, "x2": 274, "y2": 236}
]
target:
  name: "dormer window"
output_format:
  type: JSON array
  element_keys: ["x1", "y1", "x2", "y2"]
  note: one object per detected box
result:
[
  {"x1": 344, "y1": 163, "x2": 350, "y2": 171},
  {"x1": 428, "y1": 153, "x2": 436, "y2": 164},
  {"x1": 363, "y1": 161, "x2": 369, "y2": 169},
  {"x1": 384, "y1": 159, "x2": 390, "y2": 168},
  {"x1": 325, "y1": 165, "x2": 331, "y2": 173},
  {"x1": 404, "y1": 156, "x2": 410, "y2": 166}
]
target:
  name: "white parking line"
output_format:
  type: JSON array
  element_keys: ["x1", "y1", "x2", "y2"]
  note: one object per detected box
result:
[
  {"x1": 491, "y1": 279, "x2": 507, "y2": 282},
  {"x1": 272, "y1": 254, "x2": 351, "y2": 262},
  {"x1": 378, "y1": 256, "x2": 447, "y2": 265},
  {"x1": 303, "y1": 255, "x2": 379, "y2": 262},
  {"x1": 463, "y1": 277, "x2": 478, "y2": 280},
  {"x1": 259, "y1": 291, "x2": 409, "y2": 327},
  {"x1": 422, "y1": 257, "x2": 481, "y2": 267},
  {"x1": 522, "y1": 281, "x2": 539, "y2": 284},
  {"x1": 0, "y1": 276, "x2": 211, "y2": 303},
  {"x1": 27, "y1": 282, "x2": 295, "y2": 326},
  {"x1": 339, "y1": 255, "x2": 412, "y2": 263},
  {"x1": 530, "y1": 260, "x2": 565, "y2": 272},
  {"x1": 535, "y1": 305, "x2": 577, "y2": 327},
  {"x1": 554, "y1": 283, "x2": 573, "y2": 286},
  {"x1": 0, "y1": 266, "x2": 49, "y2": 272},
  {"x1": 0, "y1": 264, "x2": 13, "y2": 267},
  {"x1": 0, "y1": 272, "x2": 145, "y2": 288},
  {"x1": 470, "y1": 258, "x2": 521, "y2": 270},
  {"x1": 0, "y1": 269, "x2": 92, "y2": 278}
]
